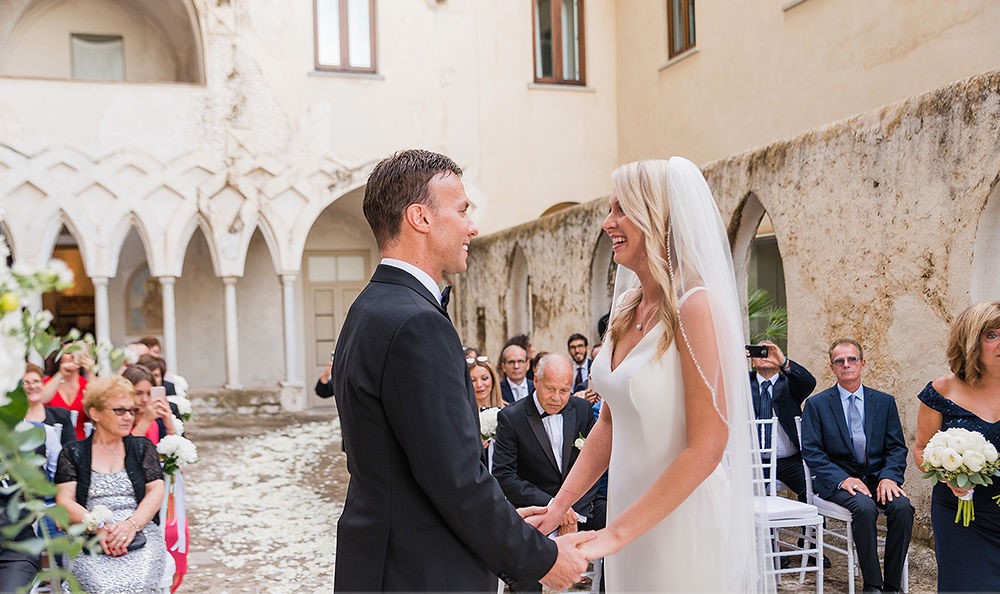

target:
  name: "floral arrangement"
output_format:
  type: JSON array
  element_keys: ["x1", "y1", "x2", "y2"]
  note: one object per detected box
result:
[
  {"x1": 157, "y1": 434, "x2": 199, "y2": 476},
  {"x1": 479, "y1": 407, "x2": 500, "y2": 441},
  {"x1": 171, "y1": 416, "x2": 185, "y2": 437},
  {"x1": 921, "y1": 427, "x2": 1000, "y2": 526},
  {"x1": 168, "y1": 394, "x2": 194, "y2": 422},
  {"x1": 574, "y1": 432, "x2": 586, "y2": 450},
  {"x1": 82, "y1": 505, "x2": 114, "y2": 534}
]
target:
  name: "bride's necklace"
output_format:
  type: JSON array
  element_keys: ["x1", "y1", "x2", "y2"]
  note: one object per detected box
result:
[{"x1": 634, "y1": 302, "x2": 658, "y2": 332}]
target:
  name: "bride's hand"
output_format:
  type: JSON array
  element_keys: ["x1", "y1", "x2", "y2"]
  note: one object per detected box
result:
[
  {"x1": 576, "y1": 528, "x2": 624, "y2": 560},
  {"x1": 525, "y1": 503, "x2": 568, "y2": 534}
]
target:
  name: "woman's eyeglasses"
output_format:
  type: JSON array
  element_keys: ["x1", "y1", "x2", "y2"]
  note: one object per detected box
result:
[{"x1": 108, "y1": 407, "x2": 141, "y2": 417}]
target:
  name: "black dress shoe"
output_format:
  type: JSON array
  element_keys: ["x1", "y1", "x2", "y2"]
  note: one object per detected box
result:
[
  {"x1": 861, "y1": 584, "x2": 882, "y2": 593},
  {"x1": 779, "y1": 556, "x2": 791, "y2": 569},
  {"x1": 806, "y1": 555, "x2": 832, "y2": 568}
]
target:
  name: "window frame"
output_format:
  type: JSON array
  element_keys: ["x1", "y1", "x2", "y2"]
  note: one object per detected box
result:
[
  {"x1": 531, "y1": 0, "x2": 586, "y2": 86},
  {"x1": 313, "y1": 0, "x2": 377, "y2": 74},
  {"x1": 667, "y1": 0, "x2": 696, "y2": 59}
]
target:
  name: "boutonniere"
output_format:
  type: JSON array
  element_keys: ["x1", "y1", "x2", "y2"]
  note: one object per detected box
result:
[{"x1": 574, "y1": 432, "x2": 586, "y2": 450}]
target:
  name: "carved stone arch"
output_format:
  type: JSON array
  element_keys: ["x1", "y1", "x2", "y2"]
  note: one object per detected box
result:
[
  {"x1": 174, "y1": 214, "x2": 220, "y2": 277},
  {"x1": 971, "y1": 174, "x2": 1000, "y2": 303},
  {"x1": 106, "y1": 212, "x2": 156, "y2": 278},
  {"x1": 0, "y1": 0, "x2": 205, "y2": 83},
  {"x1": 43, "y1": 210, "x2": 91, "y2": 273},
  {"x1": 730, "y1": 191, "x2": 788, "y2": 347},
  {"x1": 245, "y1": 213, "x2": 283, "y2": 276},
  {"x1": 589, "y1": 232, "x2": 614, "y2": 340},
  {"x1": 505, "y1": 244, "x2": 531, "y2": 338},
  {"x1": 289, "y1": 178, "x2": 370, "y2": 272}
]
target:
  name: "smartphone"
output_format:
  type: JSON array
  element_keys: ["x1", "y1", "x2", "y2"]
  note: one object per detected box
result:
[
  {"x1": 746, "y1": 344, "x2": 769, "y2": 359},
  {"x1": 150, "y1": 386, "x2": 167, "y2": 401}
]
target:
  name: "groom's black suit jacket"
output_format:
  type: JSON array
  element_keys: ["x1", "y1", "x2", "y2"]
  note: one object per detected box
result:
[
  {"x1": 492, "y1": 396, "x2": 599, "y2": 517},
  {"x1": 332, "y1": 265, "x2": 556, "y2": 592}
]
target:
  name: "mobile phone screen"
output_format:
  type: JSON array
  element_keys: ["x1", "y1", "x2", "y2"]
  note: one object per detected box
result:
[{"x1": 150, "y1": 386, "x2": 167, "y2": 400}]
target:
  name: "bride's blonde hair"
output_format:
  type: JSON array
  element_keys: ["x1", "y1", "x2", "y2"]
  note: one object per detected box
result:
[{"x1": 607, "y1": 160, "x2": 679, "y2": 355}]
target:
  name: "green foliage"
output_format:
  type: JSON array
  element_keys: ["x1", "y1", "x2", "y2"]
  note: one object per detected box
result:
[{"x1": 747, "y1": 288, "x2": 788, "y2": 345}]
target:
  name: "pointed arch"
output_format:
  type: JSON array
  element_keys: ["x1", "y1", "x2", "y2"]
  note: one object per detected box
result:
[
  {"x1": 242, "y1": 213, "x2": 282, "y2": 276},
  {"x1": 107, "y1": 212, "x2": 155, "y2": 277},
  {"x1": 41, "y1": 210, "x2": 90, "y2": 272},
  {"x1": 505, "y1": 244, "x2": 531, "y2": 338},
  {"x1": 174, "y1": 214, "x2": 220, "y2": 277},
  {"x1": 589, "y1": 232, "x2": 614, "y2": 340},
  {"x1": 971, "y1": 173, "x2": 1000, "y2": 303}
]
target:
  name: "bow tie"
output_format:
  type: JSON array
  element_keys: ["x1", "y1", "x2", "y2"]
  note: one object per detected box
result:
[
  {"x1": 440, "y1": 285, "x2": 452, "y2": 309},
  {"x1": 540, "y1": 410, "x2": 563, "y2": 419}
]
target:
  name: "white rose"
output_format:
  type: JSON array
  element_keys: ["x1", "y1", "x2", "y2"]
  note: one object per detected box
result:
[
  {"x1": 479, "y1": 407, "x2": 500, "y2": 438},
  {"x1": 940, "y1": 448, "x2": 963, "y2": 472},
  {"x1": 574, "y1": 437, "x2": 586, "y2": 450},
  {"x1": 0, "y1": 329, "x2": 27, "y2": 394},
  {"x1": 985, "y1": 443, "x2": 998, "y2": 464},
  {"x1": 963, "y1": 450, "x2": 987, "y2": 473},
  {"x1": 923, "y1": 445, "x2": 942, "y2": 468},
  {"x1": 946, "y1": 433, "x2": 969, "y2": 453},
  {"x1": 171, "y1": 417, "x2": 185, "y2": 436}
]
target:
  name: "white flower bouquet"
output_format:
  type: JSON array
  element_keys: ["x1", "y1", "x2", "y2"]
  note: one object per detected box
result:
[
  {"x1": 479, "y1": 407, "x2": 500, "y2": 441},
  {"x1": 82, "y1": 505, "x2": 114, "y2": 534},
  {"x1": 921, "y1": 427, "x2": 1000, "y2": 526},
  {"x1": 156, "y1": 434, "x2": 198, "y2": 476},
  {"x1": 167, "y1": 394, "x2": 193, "y2": 422}
]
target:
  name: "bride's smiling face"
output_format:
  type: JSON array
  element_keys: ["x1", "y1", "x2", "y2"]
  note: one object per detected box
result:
[{"x1": 603, "y1": 194, "x2": 646, "y2": 271}]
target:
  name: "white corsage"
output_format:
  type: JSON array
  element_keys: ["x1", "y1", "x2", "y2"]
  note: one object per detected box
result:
[
  {"x1": 574, "y1": 432, "x2": 586, "y2": 450},
  {"x1": 83, "y1": 505, "x2": 114, "y2": 534}
]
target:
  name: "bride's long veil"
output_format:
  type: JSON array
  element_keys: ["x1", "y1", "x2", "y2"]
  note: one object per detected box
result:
[{"x1": 610, "y1": 157, "x2": 774, "y2": 592}]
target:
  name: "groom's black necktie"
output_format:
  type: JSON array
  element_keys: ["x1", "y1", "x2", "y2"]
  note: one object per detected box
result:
[{"x1": 440, "y1": 285, "x2": 452, "y2": 309}]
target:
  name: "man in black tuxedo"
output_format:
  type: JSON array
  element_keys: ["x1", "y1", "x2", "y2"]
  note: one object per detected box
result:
[
  {"x1": 801, "y1": 338, "x2": 913, "y2": 593},
  {"x1": 499, "y1": 345, "x2": 533, "y2": 404},
  {"x1": 332, "y1": 149, "x2": 591, "y2": 592},
  {"x1": 493, "y1": 353, "x2": 606, "y2": 591},
  {"x1": 749, "y1": 340, "x2": 816, "y2": 500}
]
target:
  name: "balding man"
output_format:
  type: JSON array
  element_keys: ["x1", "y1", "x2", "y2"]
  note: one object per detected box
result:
[{"x1": 492, "y1": 354, "x2": 606, "y2": 591}]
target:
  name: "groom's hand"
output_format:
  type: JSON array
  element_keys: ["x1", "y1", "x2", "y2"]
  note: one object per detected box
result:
[
  {"x1": 516, "y1": 506, "x2": 547, "y2": 520},
  {"x1": 539, "y1": 531, "x2": 596, "y2": 590}
]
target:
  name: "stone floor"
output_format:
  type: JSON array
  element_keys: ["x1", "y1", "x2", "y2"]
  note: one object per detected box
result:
[{"x1": 179, "y1": 410, "x2": 939, "y2": 593}]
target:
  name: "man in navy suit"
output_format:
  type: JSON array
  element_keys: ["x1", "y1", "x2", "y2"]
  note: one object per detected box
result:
[
  {"x1": 500, "y1": 345, "x2": 533, "y2": 404},
  {"x1": 332, "y1": 149, "x2": 591, "y2": 592},
  {"x1": 493, "y1": 354, "x2": 606, "y2": 592},
  {"x1": 749, "y1": 341, "x2": 816, "y2": 500},
  {"x1": 801, "y1": 338, "x2": 913, "y2": 593}
]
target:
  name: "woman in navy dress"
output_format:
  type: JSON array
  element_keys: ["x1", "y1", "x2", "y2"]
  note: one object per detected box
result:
[{"x1": 914, "y1": 301, "x2": 1000, "y2": 592}]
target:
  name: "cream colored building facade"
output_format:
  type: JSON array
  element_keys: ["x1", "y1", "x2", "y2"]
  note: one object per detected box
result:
[
  {"x1": 1, "y1": 0, "x2": 998, "y2": 413},
  {"x1": 0, "y1": 0, "x2": 618, "y2": 407}
]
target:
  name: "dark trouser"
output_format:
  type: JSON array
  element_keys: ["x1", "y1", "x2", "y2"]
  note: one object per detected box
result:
[
  {"x1": 772, "y1": 453, "x2": 808, "y2": 502},
  {"x1": 0, "y1": 556, "x2": 40, "y2": 593},
  {"x1": 825, "y1": 478, "x2": 913, "y2": 591}
]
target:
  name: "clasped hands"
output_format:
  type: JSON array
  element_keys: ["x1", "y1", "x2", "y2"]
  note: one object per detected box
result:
[
  {"x1": 517, "y1": 504, "x2": 620, "y2": 590},
  {"x1": 840, "y1": 476, "x2": 906, "y2": 504},
  {"x1": 98, "y1": 520, "x2": 138, "y2": 557}
]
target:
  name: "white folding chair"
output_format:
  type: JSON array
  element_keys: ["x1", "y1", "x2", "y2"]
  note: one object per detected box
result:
[
  {"x1": 795, "y1": 416, "x2": 909, "y2": 594},
  {"x1": 752, "y1": 418, "x2": 824, "y2": 592}
]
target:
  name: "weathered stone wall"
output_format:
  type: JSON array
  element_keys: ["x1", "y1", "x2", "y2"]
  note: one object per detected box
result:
[{"x1": 457, "y1": 70, "x2": 1000, "y2": 531}]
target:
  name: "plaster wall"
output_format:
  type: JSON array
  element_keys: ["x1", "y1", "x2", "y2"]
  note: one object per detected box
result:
[
  {"x1": 458, "y1": 70, "x2": 1000, "y2": 527},
  {"x1": 614, "y1": 0, "x2": 1000, "y2": 166}
]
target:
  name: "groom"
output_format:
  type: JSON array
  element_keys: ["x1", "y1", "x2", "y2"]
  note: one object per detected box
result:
[{"x1": 332, "y1": 149, "x2": 592, "y2": 592}]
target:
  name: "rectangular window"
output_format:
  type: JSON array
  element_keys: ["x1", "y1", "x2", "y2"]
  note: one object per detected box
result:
[
  {"x1": 667, "y1": 0, "x2": 696, "y2": 58},
  {"x1": 533, "y1": 0, "x2": 585, "y2": 85},
  {"x1": 315, "y1": 0, "x2": 376, "y2": 72},
  {"x1": 71, "y1": 34, "x2": 125, "y2": 81}
]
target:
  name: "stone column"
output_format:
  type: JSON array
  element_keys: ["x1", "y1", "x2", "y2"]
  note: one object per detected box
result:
[
  {"x1": 159, "y1": 276, "x2": 177, "y2": 373},
  {"x1": 280, "y1": 274, "x2": 303, "y2": 388},
  {"x1": 222, "y1": 276, "x2": 242, "y2": 389},
  {"x1": 92, "y1": 277, "x2": 110, "y2": 345}
]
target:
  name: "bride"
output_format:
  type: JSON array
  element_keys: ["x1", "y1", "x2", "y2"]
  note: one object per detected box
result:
[{"x1": 531, "y1": 158, "x2": 772, "y2": 592}]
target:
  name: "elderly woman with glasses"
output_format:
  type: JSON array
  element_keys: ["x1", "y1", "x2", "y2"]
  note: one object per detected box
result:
[{"x1": 55, "y1": 375, "x2": 166, "y2": 593}]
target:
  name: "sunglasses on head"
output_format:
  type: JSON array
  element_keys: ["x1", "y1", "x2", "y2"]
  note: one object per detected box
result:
[{"x1": 466, "y1": 356, "x2": 489, "y2": 365}]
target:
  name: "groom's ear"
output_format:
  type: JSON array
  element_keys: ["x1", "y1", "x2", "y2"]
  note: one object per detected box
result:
[{"x1": 403, "y1": 203, "x2": 433, "y2": 235}]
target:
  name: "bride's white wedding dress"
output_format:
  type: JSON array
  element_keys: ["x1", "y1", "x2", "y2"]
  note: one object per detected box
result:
[{"x1": 590, "y1": 292, "x2": 739, "y2": 592}]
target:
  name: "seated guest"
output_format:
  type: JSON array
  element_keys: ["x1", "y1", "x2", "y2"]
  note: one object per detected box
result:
[
  {"x1": 492, "y1": 354, "x2": 605, "y2": 592},
  {"x1": 23, "y1": 363, "x2": 75, "y2": 446},
  {"x1": 123, "y1": 365, "x2": 178, "y2": 441},
  {"x1": 316, "y1": 352, "x2": 335, "y2": 398},
  {"x1": 470, "y1": 359, "x2": 505, "y2": 411},
  {"x1": 55, "y1": 376, "x2": 167, "y2": 593},
  {"x1": 801, "y1": 338, "x2": 913, "y2": 594},
  {"x1": 41, "y1": 348, "x2": 89, "y2": 440},
  {"x1": 499, "y1": 345, "x2": 533, "y2": 404},
  {"x1": 567, "y1": 333, "x2": 592, "y2": 394},
  {"x1": 505, "y1": 334, "x2": 537, "y2": 381},
  {"x1": 749, "y1": 340, "x2": 816, "y2": 501}
]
